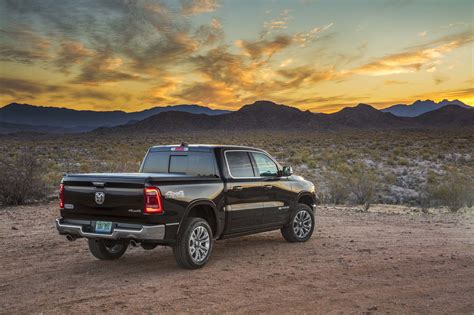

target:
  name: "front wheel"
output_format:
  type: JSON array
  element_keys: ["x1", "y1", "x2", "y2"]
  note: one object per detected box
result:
[
  {"x1": 88, "y1": 239, "x2": 128, "y2": 260},
  {"x1": 173, "y1": 218, "x2": 213, "y2": 269},
  {"x1": 281, "y1": 204, "x2": 315, "y2": 242}
]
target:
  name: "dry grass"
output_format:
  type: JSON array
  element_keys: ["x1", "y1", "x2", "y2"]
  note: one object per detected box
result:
[{"x1": 0, "y1": 129, "x2": 473, "y2": 209}]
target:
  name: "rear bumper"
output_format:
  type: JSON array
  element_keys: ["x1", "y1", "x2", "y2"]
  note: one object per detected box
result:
[{"x1": 55, "y1": 218, "x2": 167, "y2": 241}]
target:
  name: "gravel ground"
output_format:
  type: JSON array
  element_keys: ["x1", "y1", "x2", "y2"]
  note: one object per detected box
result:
[{"x1": 1, "y1": 202, "x2": 473, "y2": 314}]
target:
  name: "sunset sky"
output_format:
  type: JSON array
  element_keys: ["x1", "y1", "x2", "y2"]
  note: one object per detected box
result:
[{"x1": 0, "y1": 0, "x2": 472, "y2": 113}]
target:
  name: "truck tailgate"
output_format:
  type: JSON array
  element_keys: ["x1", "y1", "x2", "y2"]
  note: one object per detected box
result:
[{"x1": 62, "y1": 173, "x2": 148, "y2": 219}]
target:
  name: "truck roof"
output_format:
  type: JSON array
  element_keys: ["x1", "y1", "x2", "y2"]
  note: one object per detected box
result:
[{"x1": 149, "y1": 144, "x2": 265, "y2": 152}]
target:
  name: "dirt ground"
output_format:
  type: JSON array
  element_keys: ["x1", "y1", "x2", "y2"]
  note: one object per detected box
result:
[{"x1": 1, "y1": 203, "x2": 473, "y2": 314}]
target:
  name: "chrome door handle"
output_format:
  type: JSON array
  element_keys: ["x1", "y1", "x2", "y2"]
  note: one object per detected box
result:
[
  {"x1": 263, "y1": 185, "x2": 273, "y2": 190},
  {"x1": 233, "y1": 186, "x2": 243, "y2": 191}
]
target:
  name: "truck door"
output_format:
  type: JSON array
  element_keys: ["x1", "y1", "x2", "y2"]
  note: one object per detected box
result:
[
  {"x1": 250, "y1": 151, "x2": 293, "y2": 225},
  {"x1": 224, "y1": 150, "x2": 265, "y2": 233}
]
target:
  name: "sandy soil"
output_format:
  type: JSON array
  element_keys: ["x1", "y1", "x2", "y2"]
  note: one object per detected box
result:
[{"x1": 1, "y1": 202, "x2": 473, "y2": 314}]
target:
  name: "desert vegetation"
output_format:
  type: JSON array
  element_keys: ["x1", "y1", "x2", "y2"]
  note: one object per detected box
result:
[{"x1": 0, "y1": 130, "x2": 473, "y2": 211}]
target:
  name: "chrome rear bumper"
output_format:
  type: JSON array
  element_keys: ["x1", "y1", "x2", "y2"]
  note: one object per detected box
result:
[{"x1": 55, "y1": 218, "x2": 166, "y2": 240}]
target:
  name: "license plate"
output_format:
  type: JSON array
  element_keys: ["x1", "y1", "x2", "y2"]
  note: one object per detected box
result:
[{"x1": 95, "y1": 221, "x2": 113, "y2": 234}]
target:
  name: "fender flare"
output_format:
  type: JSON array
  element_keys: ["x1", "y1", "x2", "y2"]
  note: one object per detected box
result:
[
  {"x1": 295, "y1": 191, "x2": 316, "y2": 211},
  {"x1": 178, "y1": 199, "x2": 221, "y2": 236}
]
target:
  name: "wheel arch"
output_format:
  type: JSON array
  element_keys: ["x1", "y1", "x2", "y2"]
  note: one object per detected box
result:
[
  {"x1": 180, "y1": 199, "x2": 220, "y2": 237},
  {"x1": 296, "y1": 191, "x2": 316, "y2": 211}
]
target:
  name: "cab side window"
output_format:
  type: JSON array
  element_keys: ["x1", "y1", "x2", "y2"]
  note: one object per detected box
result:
[
  {"x1": 226, "y1": 151, "x2": 255, "y2": 178},
  {"x1": 251, "y1": 152, "x2": 278, "y2": 177}
]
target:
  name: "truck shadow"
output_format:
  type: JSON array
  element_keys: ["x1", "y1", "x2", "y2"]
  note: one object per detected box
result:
[{"x1": 68, "y1": 232, "x2": 309, "y2": 276}]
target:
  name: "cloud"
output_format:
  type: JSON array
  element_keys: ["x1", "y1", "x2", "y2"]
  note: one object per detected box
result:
[
  {"x1": 1, "y1": 0, "x2": 218, "y2": 78},
  {"x1": 173, "y1": 81, "x2": 237, "y2": 106},
  {"x1": 293, "y1": 23, "x2": 334, "y2": 47},
  {"x1": 352, "y1": 31, "x2": 473, "y2": 76},
  {"x1": 235, "y1": 35, "x2": 293, "y2": 60},
  {"x1": 194, "y1": 20, "x2": 224, "y2": 46},
  {"x1": 191, "y1": 46, "x2": 256, "y2": 88},
  {"x1": 71, "y1": 89, "x2": 118, "y2": 101},
  {"x1": 277, "y1": 66, "x2": 339, "y2": 86},
  {"x1": 70, "y1": 51, "x2": 141, "y2": 85},
  {"x1": 54, "y1": 41, "x2": 94, "y2": 73},
  {"x1": 0, "y1": 29, "x2": 51, "y2": 64},
  {"x1": 145, "y1": 77, "x2": 181, "y2": 103},
  {"x1": 0, "y1": 77, "x2": 62, "y2": 98},
  {"x1": 263, "y1": 9, "x2": 292, "y2": 33},
  {"x1": 0, "y1": 77, "x2": 132, "y2": 104},
  {"x1": 181, "y1": 0, "x2": 220, "y2": 16}
]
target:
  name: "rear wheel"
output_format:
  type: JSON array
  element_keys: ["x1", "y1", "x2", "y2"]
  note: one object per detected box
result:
[
  {"x1": 88, "y1": 239, "x2": 128, "y2": 260},
  {"x1": 173, "y1": 218, "x2": 213, "y2": 269},
  {"x1": 281, "y1": 204, "x2": 315, "y2": 242}
]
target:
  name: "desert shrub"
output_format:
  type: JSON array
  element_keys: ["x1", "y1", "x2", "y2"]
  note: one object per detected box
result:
[
  {"x1": 0, "y1": 152, "x2": 47, "y2": 206},
  {"x1": 326, "y1": 173, "x2": 349, "y2": 204},
  {"x1": 427, "y1": 169, "x2": 473, "y2": 212},
  {"x1": 345, "y1": 163, "x2": 377, "y2": 211}
]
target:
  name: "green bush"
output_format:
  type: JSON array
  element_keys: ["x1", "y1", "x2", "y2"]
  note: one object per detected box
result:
[
  {"x1": 346, "y1": 163, "x2": 377, "y2": 211},
  {"x1": 427, "y1": 169, "x2": 473, "y2": 212},
  {"x1": 0, "y1": 152, "x2": 48, "y2": 206},
  {"x1": 326, "y1": 173, "x2": 348, "y2": 204}
]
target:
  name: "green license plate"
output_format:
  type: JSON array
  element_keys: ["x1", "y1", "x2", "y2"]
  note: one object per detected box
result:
[{"x1": 95, "y1": 221, "x2": 113, "y2": 234}]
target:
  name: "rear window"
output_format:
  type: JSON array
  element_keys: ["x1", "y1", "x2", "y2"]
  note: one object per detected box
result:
[
  {"x1": 141, "y1": 151, "x2": 216, "y2": 176},
  {"x1": 225, "y1": 151, "x2": 255, "y2": 178}
]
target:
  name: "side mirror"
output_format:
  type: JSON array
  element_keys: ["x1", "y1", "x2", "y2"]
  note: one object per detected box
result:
[{"x1": 281, "y1": 166, "x2": 293, "y2": 176}]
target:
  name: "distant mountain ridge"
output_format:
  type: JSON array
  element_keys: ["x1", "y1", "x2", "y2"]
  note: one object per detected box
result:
[
  {"x1": 95, "y1": 101, "x2": 473, "y2": 134},
  {"x1": 381, "y1": 99, "x2": 470, "y2": 117},
  {"x1": 1, "y1": 100, "x2": 472, "y2": 135},
  {"x1": 0, "y1": 103, "x2": 230, "y2": 131}
]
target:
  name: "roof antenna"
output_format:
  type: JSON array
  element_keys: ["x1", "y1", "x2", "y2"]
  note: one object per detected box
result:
[{"x1": 181, "y1": 141, "x2": 189, "y2": 147}]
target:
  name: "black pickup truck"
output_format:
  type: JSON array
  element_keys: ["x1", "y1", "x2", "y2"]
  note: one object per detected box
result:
[{"x1": 56, "y1": 143, "x2": 317, "y2": 269}]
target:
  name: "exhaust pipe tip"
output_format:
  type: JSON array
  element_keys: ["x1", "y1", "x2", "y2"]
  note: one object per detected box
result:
[
  {"x1": 66, "y1": 234, "x2": 77, "y2": 242},
  {"x1": 130, "y1": 240, "x2": 139, "y2": 247}
]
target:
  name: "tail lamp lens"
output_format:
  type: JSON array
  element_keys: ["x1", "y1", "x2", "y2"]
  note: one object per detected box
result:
[
  {"x1": 59, "y1": 183, "x2": 64, "y2": 208},
  {"x1": 144, "y1": 187, "x2": 163, "y2": 214}
]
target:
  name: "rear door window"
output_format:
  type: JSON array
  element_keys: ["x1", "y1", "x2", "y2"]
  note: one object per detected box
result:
[{"x1": 225, "y1": 151, "x2": 255, "y2": 178}]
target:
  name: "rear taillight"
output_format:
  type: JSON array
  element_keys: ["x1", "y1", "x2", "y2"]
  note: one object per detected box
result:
[
  {"x1": 144, "y1": 187, "x2": 163, "y2": 214},
  {"x1": 59, "y1": 183, "x2": 64, "y2": 208}
]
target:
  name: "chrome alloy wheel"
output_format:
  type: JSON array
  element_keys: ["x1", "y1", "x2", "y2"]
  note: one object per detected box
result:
[
  {"x1": 189, "y1": 225, "x2": 210, "y2": 263},
  {"x1": 293, "y1": 209, "x2": 312, "y2": 239}
]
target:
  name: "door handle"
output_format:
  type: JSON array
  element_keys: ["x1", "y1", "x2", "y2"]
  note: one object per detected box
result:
[
  {"x1": 233, "y1": 186, "x2": 243, "y2": 191},
  {"x1": 263, "y1": 185, "x2": 273, "y2": 190}
]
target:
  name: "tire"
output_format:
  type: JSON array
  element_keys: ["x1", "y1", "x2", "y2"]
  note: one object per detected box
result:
[
  {"x1": 173, "y1": 218, "x2": 213, "y2": 269},
  {"x1": 88, "y1": 239, "x2": 128, "y2": 260},
  {"x1": 281, "y1": 204, "x2": 315, "y2": 243}
]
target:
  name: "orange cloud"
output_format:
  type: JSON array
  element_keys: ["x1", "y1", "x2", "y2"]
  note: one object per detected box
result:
[
  {"x1": 181, "y1": 0, "x2": 219, "y2": 16},
  {"x1": 54, "y1": 41, "x2": 94, "y2": 73},
  {"x1": 352, "y1": 31, "x2": 473, "y2": 76},
  {"x1": 235, "y1": 35, "x2": 293, "y2": 60},
  {"x1": 173, "y1": 81, "x2": 237, "y2": 107}
]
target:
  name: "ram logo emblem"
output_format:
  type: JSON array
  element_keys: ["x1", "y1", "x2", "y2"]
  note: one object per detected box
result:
[{"x1": 95, "y1": 192, "x2": 105, "y2": 205}]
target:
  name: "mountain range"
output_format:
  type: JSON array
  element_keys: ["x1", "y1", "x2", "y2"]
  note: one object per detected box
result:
[
  {"x1": 0, "y1": 103, "x2": 230, "y2": 131},
  {"x1": 381, "y1": 99, "x2": 470, "y2": 117},
  {"x1": 0, "y1": 100, "x2": 472, "y2": 135}
]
